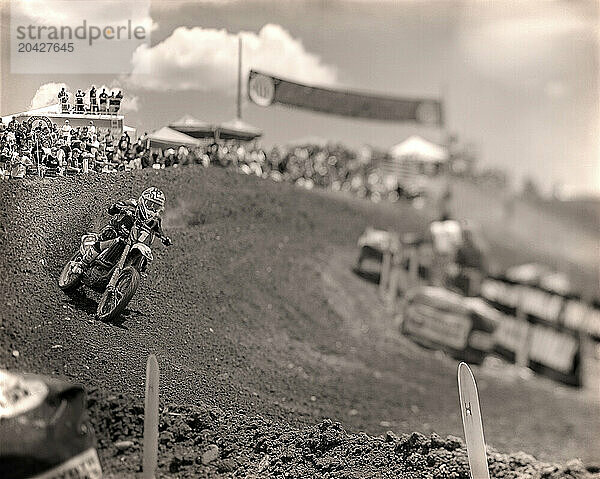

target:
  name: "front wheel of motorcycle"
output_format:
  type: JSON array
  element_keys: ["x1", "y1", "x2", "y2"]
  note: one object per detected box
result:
[
  {"x1": 58, "y1": 252, "x2": 83, "y2": 292},
  {"x1": 96, "y1": 266, "x2": 140, "y2": 322}
]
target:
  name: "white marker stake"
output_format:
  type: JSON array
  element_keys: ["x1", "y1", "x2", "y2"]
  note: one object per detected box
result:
[
  {"x1": 458, "y1": 362, "x2": 490, "y2": 479},
  {"x1": 143, "y1": 354, "x2": 159, "y2": 479}
]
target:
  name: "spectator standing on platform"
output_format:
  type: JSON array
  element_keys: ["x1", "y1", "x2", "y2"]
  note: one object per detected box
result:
[
  {"x1": 108, "y1": 92, "x2": 116, "y2": 114},
  {"x1": 58, "y1": 88, "x2": 69, "y2": 113},
  {"x1": 115, "y1": 91, "x2": 123, "y2": 113},
  {"x1": 99, "y1": 88, "x2": 108, "y2": 113},
  {"x1": 89, "y1": 86, "x2": 98, "y2": 113},
  {"x1": 75, "y1": 89, "x2": 85, "y2": 113}
]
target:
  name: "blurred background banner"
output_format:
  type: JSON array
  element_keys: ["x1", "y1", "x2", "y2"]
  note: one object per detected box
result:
[{"x1": 248, "y1": 70, "x2": 444, "y2": 126}]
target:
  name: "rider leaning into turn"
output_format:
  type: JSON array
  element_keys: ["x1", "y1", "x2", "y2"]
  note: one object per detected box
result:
[{"x1": 73, "y1": 187, "x2": 172, "y2": 273}]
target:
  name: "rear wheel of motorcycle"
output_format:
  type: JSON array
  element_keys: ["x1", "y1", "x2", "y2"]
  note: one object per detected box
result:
[
  {"x1": 96, "y1": 266, "x2": 140, "y2": 322},
  {"x1": 58, "y1": 252, "x2": 83, "y2": 291}
]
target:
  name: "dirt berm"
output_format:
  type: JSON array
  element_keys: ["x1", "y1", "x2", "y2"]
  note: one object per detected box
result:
[{"x1": 0, "y1": 165, "x2": 598, "y2": 477}]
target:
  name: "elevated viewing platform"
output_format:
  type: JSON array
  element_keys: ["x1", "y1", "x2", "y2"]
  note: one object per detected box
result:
[{"x1": 2, "y1": 103, "x2": 128, "y2": 138}]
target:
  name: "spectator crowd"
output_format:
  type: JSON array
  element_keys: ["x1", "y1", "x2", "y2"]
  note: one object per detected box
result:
[
  {"x1": 0, "y1": 82, "x2": 446, "y2": 201},
  {"x1": 0, "y1": 114, "x2": 420, "y2": 206},
  {"x1": 0, "y1": 116, "x2": 152, "y2": 178},
  {"x1": 207, "y1": 141, "x2": 404, "y2": 203},
  {"x1": 1, "y1": 83, "x2": 510, "y2": 204}
]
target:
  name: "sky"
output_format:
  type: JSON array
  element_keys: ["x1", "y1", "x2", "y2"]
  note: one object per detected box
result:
[{"x1": 0, "y1": 0, "x2": 598, "y2": 194}]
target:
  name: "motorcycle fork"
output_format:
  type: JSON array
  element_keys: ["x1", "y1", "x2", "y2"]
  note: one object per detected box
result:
[{"x1": 106, "y1": 243, "x2": 131, "y2": 291}]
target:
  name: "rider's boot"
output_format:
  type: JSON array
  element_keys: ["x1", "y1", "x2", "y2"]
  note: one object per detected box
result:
[{"x1": 72, "y1": 244, "x2": 100, "y2": 274}]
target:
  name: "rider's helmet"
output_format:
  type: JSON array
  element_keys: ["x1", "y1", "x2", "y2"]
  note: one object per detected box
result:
[{"x1": 137, "y1": 187, "x2": 165, "y2": 222}]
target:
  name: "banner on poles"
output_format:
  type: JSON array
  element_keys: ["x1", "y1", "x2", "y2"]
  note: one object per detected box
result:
[{"x1": 248, "y1": 70, "x2": 444, "y2": 126}]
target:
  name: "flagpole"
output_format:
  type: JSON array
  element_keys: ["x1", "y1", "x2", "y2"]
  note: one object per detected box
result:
[{"x1": 237, "y1": 35, "x2": 242, "y2": 120}]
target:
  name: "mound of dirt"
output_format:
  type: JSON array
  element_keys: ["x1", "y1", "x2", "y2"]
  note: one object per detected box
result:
[
  {"x1": 89, "y1": 390, "x2": 598, "y2": 478},
  {"x1": 0, "y1": 165, "x2": 598, "y2": 475}
]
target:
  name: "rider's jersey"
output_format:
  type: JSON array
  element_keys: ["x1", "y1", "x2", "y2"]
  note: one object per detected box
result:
[{"x1": 104, "y1": 199, "x2": 166, "y2": 241}]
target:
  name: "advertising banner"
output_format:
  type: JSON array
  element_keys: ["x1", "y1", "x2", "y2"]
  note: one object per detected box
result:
[
  {"x1": 248, "y1": 70, "x2": 444, "y2": 126},
  {"x1": 481, "y1": 276, "x2": 587, "y2": 386},
  {"x1": 404, "y1": 302, "x2": 472, "y2": 350},
  {"x1": 481, "y1": 276, "x2": 600, "y2": 338},
  {"x1": 400, "y1": 287, "x2": 498, "y2": 364}
]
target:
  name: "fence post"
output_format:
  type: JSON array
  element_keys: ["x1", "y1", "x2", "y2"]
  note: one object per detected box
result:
[
  {"x1": 515, "y1": 301, "x2": 531, "y2": 368},
  {"x1": 143, "y1": 354, "x2": 159, "y2": 479},
  {"x1": 387, "y1": 250, "x2": 401, "y2": 308},
  {"x1": 379, "y1": 245, "x2": 392, "y2": 298}
]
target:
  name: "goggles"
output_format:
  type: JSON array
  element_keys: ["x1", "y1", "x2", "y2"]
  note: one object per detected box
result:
[{"x1": 145, "y1": 198, "x2": 164, "y2": 214}]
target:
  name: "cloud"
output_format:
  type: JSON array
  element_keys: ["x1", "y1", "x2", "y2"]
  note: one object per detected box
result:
[
  {"x1": 30, "y1": 82, "x2": 70, "y2": 109},
  {"x1": 120, "y1": 95, "x2": 140, "y2": 112},
  {"x1": 151, "y1": 0, "x2": 236, "y2": 8},
  {"x1": 125, "y1": 24, "x2": 337, "y2": 93},
  {"x1": 457, "y1": 3, "x2": 595, "y2": 88},
  {"x1": 544, "y1": 81, "x2": 569, "y2": 99}
]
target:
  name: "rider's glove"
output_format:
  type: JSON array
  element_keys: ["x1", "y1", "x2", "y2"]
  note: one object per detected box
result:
[{"x1": 162, "y1": 236, "x2": 172, "y2": 246}]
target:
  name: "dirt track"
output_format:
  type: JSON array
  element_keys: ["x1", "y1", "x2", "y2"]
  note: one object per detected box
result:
[{"x1": 0, "y1": 165, "x2": 598, "y2": 476}]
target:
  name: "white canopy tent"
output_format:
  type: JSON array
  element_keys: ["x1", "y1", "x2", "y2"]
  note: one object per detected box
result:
[
  {"x1": 169, "y1": 114, "x2": 214, "y2": 139},
  {"x1": 216, "y1": 118, "x2": 262, "y2": 141},
  {"x1": 169, "y1": 115, "x2": 263, "y2": 141},
  {"x1": 170, "y1": 114, "x2": 212, "y2": 128},
  {"x1": 147, "y1": 127, "x2": 201, "y2": 149},
  {"x1": 380, "y1": 136, "x2": 448, "y2": 194},
  {"x1": 389, "y1": 135, "x2": 448, "y2": 163},
  {"x1": 123, "y1": 124, "x2": 137, "y2": 139}
]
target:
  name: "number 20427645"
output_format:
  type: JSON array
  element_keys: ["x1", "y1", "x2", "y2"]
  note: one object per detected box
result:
[{"x1": 17, "y1": 43, "x2": 74, "y2": 53}]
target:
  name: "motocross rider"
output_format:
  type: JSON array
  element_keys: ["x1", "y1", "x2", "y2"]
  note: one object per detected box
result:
[{"x1": 73, "y1": 187, "x2": 172, "y2": 273}]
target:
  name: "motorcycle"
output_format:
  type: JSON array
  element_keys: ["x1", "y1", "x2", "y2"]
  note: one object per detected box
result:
[{"x1": 58, "y1": 211, "x2": 168, "y2": 321}]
